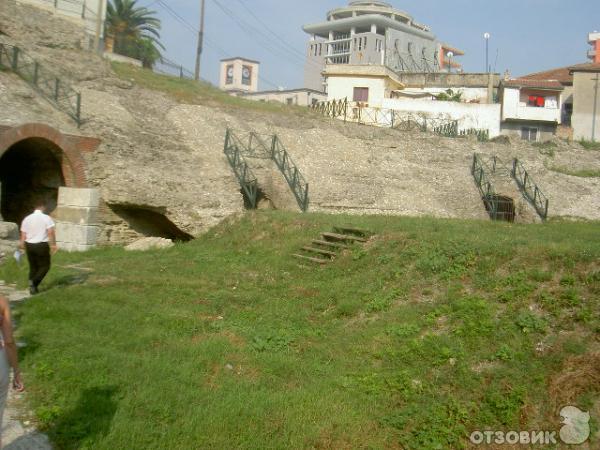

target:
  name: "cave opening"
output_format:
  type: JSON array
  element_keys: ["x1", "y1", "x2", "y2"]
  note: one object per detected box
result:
[
  {"x1": 0, "y1": 138, "x2": 66, "y2": 225},
  {"x1": 109, "y1": 205, "x2": 194, "y2": 242}
]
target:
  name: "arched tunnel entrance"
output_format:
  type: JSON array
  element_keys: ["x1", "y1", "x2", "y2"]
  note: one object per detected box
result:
[{"x1": 0, "y1": 138, "x2": 66, "y2": 225}]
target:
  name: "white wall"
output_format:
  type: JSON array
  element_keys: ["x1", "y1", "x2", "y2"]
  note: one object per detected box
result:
[
  {"x1": 382, "y1": 98, "x2": 501, "y2": 137},
  {"x1": 502, "y1": 86, "x2": 562, "y2": 124},
  {"x1": 327, "y1": 76, "x2": 388, "y2": 107},
  {"x1": 399, "y1": 87, "x2": 489, "y2": 103}
]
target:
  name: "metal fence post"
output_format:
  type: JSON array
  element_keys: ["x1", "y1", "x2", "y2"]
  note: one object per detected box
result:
[
  {"x1": 271, "y1": 135, "x2": 277, "y2": 160},
  {"x1": 33, "y1": 61, "x2": 39, "y2": 86},
  {"x1": 11, "y1": 46, "x2": 19, "y2": 71},
  {"x1": 75, "y1": 92, "x2": 82, "y2": 127}
]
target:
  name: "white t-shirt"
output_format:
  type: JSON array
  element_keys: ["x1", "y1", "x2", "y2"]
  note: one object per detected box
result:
[{"x1": 21, "y1": 210, "x2": 55, "y2": 244}]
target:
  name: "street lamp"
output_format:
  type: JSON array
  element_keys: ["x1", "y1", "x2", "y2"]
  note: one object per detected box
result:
[
  {"x1": 447, "y1": 51, "x2": 454, "y2": 73},
  {"x1": 484, "y1": 32, "x2": 491, "y2": 73}
]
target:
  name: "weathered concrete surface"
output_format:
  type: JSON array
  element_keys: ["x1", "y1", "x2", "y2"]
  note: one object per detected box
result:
[{"x1": 55, "y1": 187, "x2": 100, "y2": 251}]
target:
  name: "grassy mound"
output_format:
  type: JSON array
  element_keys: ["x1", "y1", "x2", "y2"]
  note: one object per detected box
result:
[
  {"x1": 111, "y1": 62, "x2": 313, "y2": 116},
  {"x1": 1, "y1": 212, "x2": 598, "y2": 449}
]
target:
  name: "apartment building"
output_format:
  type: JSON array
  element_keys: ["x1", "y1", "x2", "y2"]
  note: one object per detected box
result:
[{"x1": 302, "y1": 1, "x2": 463, "y2": 91}]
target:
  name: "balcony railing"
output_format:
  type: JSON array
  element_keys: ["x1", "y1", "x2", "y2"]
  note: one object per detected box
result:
[{"x1": 505, "y1": 105, "x2": 561, "y2": 123}]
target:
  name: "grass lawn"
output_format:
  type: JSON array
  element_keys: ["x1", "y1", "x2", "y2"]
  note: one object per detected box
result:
[{"x1": 1, "y1": 212, "x2": 599, "y2": 449}]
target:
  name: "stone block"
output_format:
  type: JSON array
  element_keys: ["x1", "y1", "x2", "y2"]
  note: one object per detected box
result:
[
  {"x1": 58, "y1": 242, "x2": 97, "y2": 253},
  {"x1": 0, "y1": 222, "x2": 19, "y2": 240},
  {"x1": 57, "y1": 188, "x2": 100, "y2": 208},
  {"x1": 56, "y1": 222, "x2": 99, "y2": 246},
  {"x1": 54, "y1": 206, "x2": 99, "y2": 226}
]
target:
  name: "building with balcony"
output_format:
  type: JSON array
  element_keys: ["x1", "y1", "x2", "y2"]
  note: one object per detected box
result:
[
  {"x1": 302, "y1": 1, "x2": 464, "y2": 92},
  {"x1": 499, "y1": 79, "x2": 564, "y2": 141},
  {"x1": 588, "y1": 31, "x2": 600, "y2": 64}
]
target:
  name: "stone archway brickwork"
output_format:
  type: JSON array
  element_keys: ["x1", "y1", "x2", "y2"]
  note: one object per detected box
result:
[{"x1": 0, "y1": 123, "x2": 100, "y2": 187}]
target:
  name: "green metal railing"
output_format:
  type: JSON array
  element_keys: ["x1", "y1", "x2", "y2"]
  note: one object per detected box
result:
[
  {"x1": 224, "y1": 129, "x2": 259, "y2": 208},
  {"x1": 312, "y1": 99, "x2": 489, "y2": 140},
  {"x1": 472, "y1": 153, "x2": 501, "y2": 220},
  {"x1": 512, "y1": 159, "x2": 549, "y2": 220},
  {"x1": 0, "y1": 43, "x2": 82, "y2": 126},
  {"x1": 224, "y1": 129, "x2": 310, "y2": 212},
  {"x1": 270, "y1": 135, "x2": 309, "y2": 212}
]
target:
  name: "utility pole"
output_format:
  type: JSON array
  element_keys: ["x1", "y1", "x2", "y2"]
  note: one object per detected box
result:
[
  {"x1": 592, "y1": 73, "x2": 599, "y2": 142},
  {"x1": 94, "y1": 0, "x2": 105, "y2": 54},
  {"x1": 194, "y1": 0, "x2": 206, "y2": 81}
]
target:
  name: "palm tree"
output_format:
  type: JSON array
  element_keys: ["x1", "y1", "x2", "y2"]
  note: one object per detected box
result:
[{"x1": 105, "y1": 0, "x2": 164, "y2": 68}]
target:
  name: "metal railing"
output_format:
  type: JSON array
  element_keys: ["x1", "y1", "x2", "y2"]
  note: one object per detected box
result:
[
  {"x1": 271, "y1": 135, "x2": 309, "y2": 212},
  {"x1": 224, "y1": 129, "x2": 310, "y2": 212},
  {"x1": 512, "y1": 159, "x2": 549, "y2": 220},
  {"x1": 472, "y1": 153, "x2": 501, "y2": 220},
  {"x1": 224, "y1": 129, "x2": 259, "y2": 208},
  {"x1": 0, "y1": 43, "x2": 82, "y2": 126},
  {"x1": 312, "y1": 99, "x2": 489, "y2": 140}
]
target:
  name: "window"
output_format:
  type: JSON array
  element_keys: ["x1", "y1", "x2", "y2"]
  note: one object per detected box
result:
[
  {"x1": 286, "y1": 98, "x2": 294, "y2": 105},
  {"x1": 242, "y1": 65, "x2": 252, "y2": 86},
  {"x1": 225, "y1": 64, "x2": 234, "y2": 85},
  {"x1": 353, "y1": 87, "x2": 369, "y2": 103},
  {"x1": 521, "y1": 127, "x2": 538, "y2": 142},
  {"x1": 319, "y1": 43, "x2": 322, "y2": 56},
  {"x1": 311, "y1": 98, "x2": 319, "y2": 106}
]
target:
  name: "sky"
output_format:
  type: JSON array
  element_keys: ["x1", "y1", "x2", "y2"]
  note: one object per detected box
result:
[{"x1": 139, "y1": 0, "x2": 600, "y2": 90}]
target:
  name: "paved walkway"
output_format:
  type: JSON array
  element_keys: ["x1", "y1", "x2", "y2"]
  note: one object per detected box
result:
[{"x1": 0, "y1": 283, "x2": 52, "y2": 449}]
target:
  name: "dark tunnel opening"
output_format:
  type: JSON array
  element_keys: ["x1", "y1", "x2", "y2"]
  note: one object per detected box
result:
[
  {"x1": 109, "y1": 205, "x2": 194, "y2": 242},
  {"x1": 0, "y1": 138, "x2": 65, "y2": 225}
]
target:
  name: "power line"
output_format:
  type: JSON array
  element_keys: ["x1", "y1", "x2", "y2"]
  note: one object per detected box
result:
[
  {"x1": 210, "y1": 0, "x2": 321, "y2": 71},
  {"x1": 154, "y1": 0, "x2": 280, "y2": 89}
]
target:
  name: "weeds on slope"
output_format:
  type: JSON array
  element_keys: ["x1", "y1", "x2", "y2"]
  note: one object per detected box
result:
[{"x1": 1, "y1": 212, "x2": 598, "y2": 449}]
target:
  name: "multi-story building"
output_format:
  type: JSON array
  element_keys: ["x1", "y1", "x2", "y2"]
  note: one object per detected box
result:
[
  {"x1": 302, "y1": 0, "x2": 464, "y2": 92},
  {"x1": 589, "y1": 32, "x2": 600, "y2": 64}
]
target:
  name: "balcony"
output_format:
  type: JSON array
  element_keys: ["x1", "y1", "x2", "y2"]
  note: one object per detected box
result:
[
  {"x1": 589, "y1": 48, "x2": 597, "y2": 60},
  {"x1": 508, "y1": 105, "x2": 561, "y2": 123},
  {"x1": 588, "y1": 32, "x2": 600, "y2": 44}
]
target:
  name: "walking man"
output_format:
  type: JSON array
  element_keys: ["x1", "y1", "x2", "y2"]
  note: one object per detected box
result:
[{"x1": 18, "y1": 201, "x2": 57, "y2": 295}]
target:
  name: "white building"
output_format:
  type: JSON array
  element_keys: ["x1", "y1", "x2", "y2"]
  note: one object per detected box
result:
[
  {"x1": 219, "y1": 57, "x2": 260, "y2": 94},
  {"x1": 500, "y1": 79, "x2": 563, "y2": 141},
  {"x1": 239, "y1": 89, "x2": 327, "y2": 107}
]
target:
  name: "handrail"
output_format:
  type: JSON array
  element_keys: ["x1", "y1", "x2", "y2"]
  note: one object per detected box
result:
[
  {"x1": 224, "y1": 129, "x2": 259, "y2": 208},
  {"x1": 0, "y1": 43, "x2": 82, "y2": 126},
  {"x1": 512, "y1": 159, "x2": 549, "y2": 220},
  {"x1": 472, "y1": 153, "x2": 501, "y2": 220},
  {"x1": 271, "y1": 135, "x2": 309, "y2": 212}
]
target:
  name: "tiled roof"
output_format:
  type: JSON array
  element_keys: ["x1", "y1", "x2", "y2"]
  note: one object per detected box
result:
[
  {"x1": 520, "y1": 66, "x2": 573, "y2": 84},
  {"x1": 503, "y1": 79, "x2": 564, "y2": 90},
  {"x1": 569, "y1": 63, "x2": 600, "y2": 73}
]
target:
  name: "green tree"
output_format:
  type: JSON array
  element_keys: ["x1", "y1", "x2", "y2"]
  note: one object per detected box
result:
[
  {"x1": 436, "y1": 89, "x2": 463, "y2": 102},
  {"x1": 105, "y1": 0, "x2": 164, "y2": 68}
]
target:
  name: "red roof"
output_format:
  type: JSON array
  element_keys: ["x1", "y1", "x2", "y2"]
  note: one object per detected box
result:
[
  {"x1": 520, "y1": 66, "x2": 573, "y2": 84},
  {"x1": 503, "y1": 79, "x2": 564, "y2": 90},
  {"x1": 569, "y1": 63, "x2": 600, "y2": 73}
]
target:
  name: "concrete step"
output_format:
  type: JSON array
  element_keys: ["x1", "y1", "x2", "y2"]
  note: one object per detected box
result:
[
  {"x1": 292, "y1": 254, "x2": 329, "y2": 265},
  {"x1": 321, "y1": 232, "x2": 367, "y2": 243},
  {"x1": 312, "y1": 239, "x2": 349, "y2": 250},
  {"x1": 301, "y1": 246, "x2": 337, "y2": 258},
  {"x1": 332, "y1": 226, "x2": 372, "y2": 238}
]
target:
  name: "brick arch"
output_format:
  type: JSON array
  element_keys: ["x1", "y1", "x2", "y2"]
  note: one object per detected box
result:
[{"x1": 0, "y1": 123, "x2": 100, "y2": 187}]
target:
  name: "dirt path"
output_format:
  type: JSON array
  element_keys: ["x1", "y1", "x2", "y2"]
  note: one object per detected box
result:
[{"x1": 0, "y1": 283, "x2": 51, "y2": 449}]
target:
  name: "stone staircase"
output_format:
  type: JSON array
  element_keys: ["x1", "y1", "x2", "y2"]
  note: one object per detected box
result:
[{"x1": 293, "y1": 226, "x2": 372, "y2": 265}]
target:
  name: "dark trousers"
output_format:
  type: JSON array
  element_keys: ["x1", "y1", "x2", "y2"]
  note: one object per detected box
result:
[{"x1": 25, "y1": 242, "x2": 51, "y2": 288}]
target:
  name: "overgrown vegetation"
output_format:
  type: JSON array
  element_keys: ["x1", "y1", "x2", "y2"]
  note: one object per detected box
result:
[
  {"x1": 111, "y1": 62, "x2": 314, "y2": 116},
  {"x1": 549, "y1": 165, "x2": 600, "y2": 178},
  {"x1": 579, "y1": 139, "x2": 600, "y2": 151},
  {"x1": 436, "y1": 88, "x2": 463, "y2": 102},
  {"x1": 1, "y1": 212, "x2": 598, "y2": 449},
  {"x1": 532, "y1": 141, "x2": 557, "y2": 157}
]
